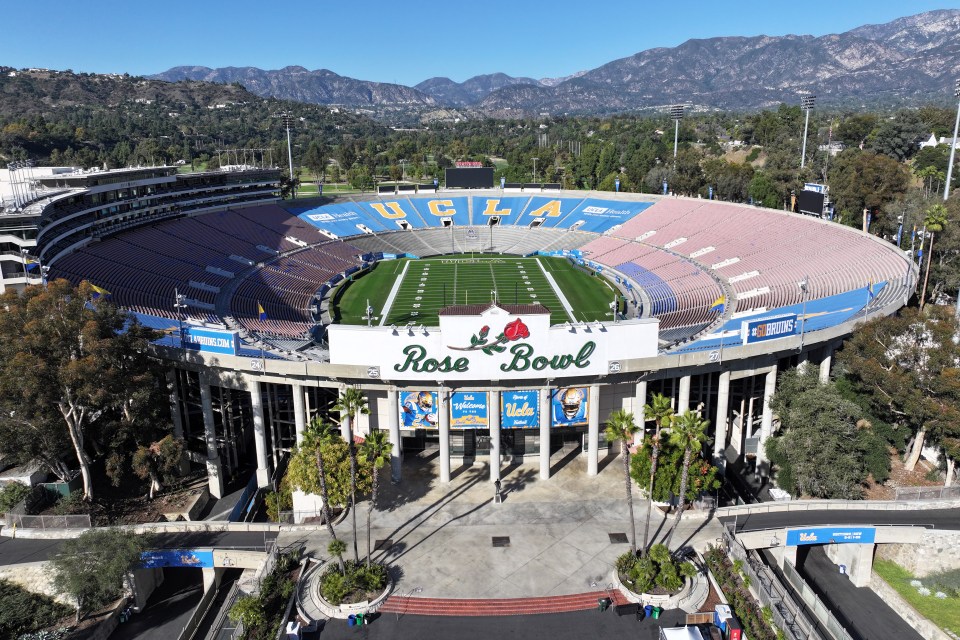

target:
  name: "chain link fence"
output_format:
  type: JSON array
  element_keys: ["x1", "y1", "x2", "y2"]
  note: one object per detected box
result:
[
  {"x1": 5, "y1": 513, "x2": 91, "y2": 529},
  {"x1": 894, "y1": 485, "x2": 960, "y2": 501}
]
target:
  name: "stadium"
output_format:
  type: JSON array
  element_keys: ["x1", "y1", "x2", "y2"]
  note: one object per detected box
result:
[{"x1": 19, "y1": 166, "x2": 914, "y2": 510}]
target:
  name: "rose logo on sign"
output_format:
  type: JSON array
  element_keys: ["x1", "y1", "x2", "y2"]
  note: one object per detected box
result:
[{"x1": 449, "y1": 319, "x2": 530, "y2": 356}]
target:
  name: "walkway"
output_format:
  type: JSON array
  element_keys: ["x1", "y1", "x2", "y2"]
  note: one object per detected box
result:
[{"x1": 281, "y1": 450, "x2": 723, "y2": 607}]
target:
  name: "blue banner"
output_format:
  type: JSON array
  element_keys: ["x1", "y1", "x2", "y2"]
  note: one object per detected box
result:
[
  {"x1": 182, "y1": 327, "x2": 239, "y2": 355},
  {"x1": 399, "y1": 391, "x2": 439, "y2": 429},
  {"x1": 741, "y1": 314, "x2": 798, "y2": 345},
  {"x1": 501, "y1": 390, "x2": 539, "y2": 428},
  {"x1": 785, "y1": 527, "x2": 876, "y2": 546},
  {"x1": 450, "y1": 392, "x2": 488, "y2": 429},
  {"x1": 551, "y1": 387, "x2": 589, "y2": 427},
  {"x1": 141, "y1": 549, "x2": 214, "y2": 568}
]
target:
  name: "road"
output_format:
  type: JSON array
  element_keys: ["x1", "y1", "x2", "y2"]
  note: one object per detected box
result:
[
  {"x1": 110, "y1": 567, "x2": 206, "y2": 640},
  {"x1": 720, "y1": 507, "x2": 960, "y2": 533},
  {"x1": 796, "y1": 545, "x2": 923, "y2": 640},
  {"x1": 0, "y1": 531, "x2": 278, "y2": 566}
]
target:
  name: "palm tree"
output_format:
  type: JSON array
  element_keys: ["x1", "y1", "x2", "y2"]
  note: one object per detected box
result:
[
  {"x1": 605, "y1": 409, "x2": 640, "y2": 554},
  {"x1": 641, "y1": 393, "x2": 674, "y2": 556},
  {"x1": 920, "y1": 203, "x2": 948, "y2": 310},
  {"x1": 359, "y1": 430, "x2": 393, "y2": 567},
  {"x1": 663, "y1": 410, "x2": 709, "y2": 550},
  {"x1": 332, "y1": 387, "x2": 370, "y2": 563},
  {"x1": 304, "y1": 418, "x2": 345, "y2": 573}
]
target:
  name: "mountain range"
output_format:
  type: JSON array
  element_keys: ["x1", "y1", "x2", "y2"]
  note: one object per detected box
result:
[{"x1": 151, "y1": 10, "x2": 960, "y2": 117}]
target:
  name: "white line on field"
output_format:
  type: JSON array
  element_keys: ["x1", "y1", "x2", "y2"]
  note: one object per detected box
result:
[
  {"x1": 379, "y1": 260, "x2": 410, "y2": 325},
  {"x1": 535, "y1": 258, "x2": 575, "y2": 322}
]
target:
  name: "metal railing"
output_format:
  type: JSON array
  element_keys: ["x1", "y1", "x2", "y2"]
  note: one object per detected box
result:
[
  {"x1": 894, "y1": 485, "x2": 960, "y2": 501},
  {"x1": 722, "y1": 524, "x2": 827, "y2": 640},
  {"x1": 781, "y1": 561, "x2": 856, "y2": 640},
  {"x1": 5, "y1": 513, "x2": 91, "y2": 529}
]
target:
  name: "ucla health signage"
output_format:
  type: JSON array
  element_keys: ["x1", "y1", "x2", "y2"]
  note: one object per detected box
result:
[
  {"x1": 501, "y1": 390, "x2": 539, "y2": 428},
  {"x1": 552, "y1": 387, "x2": 589, "y2": 427},
  {"x1": 141, "y1": 549, "x2": 214, "y2": 568},
  {"x1": 741, "y1": 314, "x2": 798, "y2": 345},
  {"x1": 182, "y1": 327, "x2": 240, "y2": 355},
  {"x1": 450, "y1": 392, "x2": 488, "y2": 429},
  {"x1": 785, "y1": 527, "x2": 876, "y2": 546}
]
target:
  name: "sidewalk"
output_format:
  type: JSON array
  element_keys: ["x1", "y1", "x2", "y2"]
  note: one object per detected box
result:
[{"x1": 280, "y1": 450, "x2": 723, "y2": 600}]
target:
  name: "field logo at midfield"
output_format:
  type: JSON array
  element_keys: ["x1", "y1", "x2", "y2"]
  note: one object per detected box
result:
[{"x1": 448, "y1": 319, "x2": 531, "y2": 355}]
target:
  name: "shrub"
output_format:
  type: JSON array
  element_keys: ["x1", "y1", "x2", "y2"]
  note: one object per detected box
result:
[
  {"x1": 51, "y1": 491, "x2": 86, "y2": 516},
  {"x1": 0, "y1": 579, "x2": 71, "y2": 638},
  {"x1": 617, "y1": 544, "x2": 694, "y2": 595},
  {"x1": 319, "y1": 560, "x2": 388, "y2": 605},
  {"x1": 228, "y1": 595, "x2": 265, "y2": 628},
  {"x1": 0, "y1": 482, "x2": 30, "y2": 513}
]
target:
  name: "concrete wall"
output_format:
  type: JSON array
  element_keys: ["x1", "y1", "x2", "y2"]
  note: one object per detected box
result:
[
  {"x1": 869, "y1": 571, "x2": 950, "y2": 640},
  {"x1": 875, "y1": 530, "x2": 960, "y2": 578},
  {"x1": 0, "y1": 561, "x2": 69, "y2": 604}
]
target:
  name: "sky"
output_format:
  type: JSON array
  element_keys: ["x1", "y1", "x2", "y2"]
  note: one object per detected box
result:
[{"x1": 0, "y1": 1, "x2": 954, "y2": 86}]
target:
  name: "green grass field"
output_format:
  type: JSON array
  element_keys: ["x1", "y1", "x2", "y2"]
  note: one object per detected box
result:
[
  {"x1": 874, "y1": 560, "x2": 960, "y2": 635},
  {"x1": 333, "y1": 255, "x2": 619, "y2": 326}
]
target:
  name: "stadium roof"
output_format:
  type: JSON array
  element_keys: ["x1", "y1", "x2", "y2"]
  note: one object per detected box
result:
[{"x1": 438, "y1": 302, "x2": 550, "y2": 316}]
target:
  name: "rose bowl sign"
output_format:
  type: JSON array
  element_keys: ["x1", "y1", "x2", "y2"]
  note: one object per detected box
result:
[{"x1": 327, "y1": 304, "x2": 658, "y2": 381}]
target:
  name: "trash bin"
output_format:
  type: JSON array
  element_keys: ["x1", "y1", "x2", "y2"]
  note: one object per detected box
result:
[
  {"x1": 652, "y1": 606, "x2": 662, "y2": 620},
  {"x1": 356, "y1": 613, "x2": 365, "y2": 625},
  {"x1": 598, "y1": 597, "x2": 610, "y2": 612},
  {"x1": 644, "y1": 604, "x2": 654, "y2": 619},
  {"x1": 347, "y1": 614, "x2": 356, "y2": 627}
]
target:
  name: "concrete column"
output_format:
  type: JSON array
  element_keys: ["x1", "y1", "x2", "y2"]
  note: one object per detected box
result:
[
  {"x1": 292, "y1": 382, "x2": 306, "y2": 444},
  {"x1": 713, "y1": 370, "x2": 731, "y2": 471},
  {"x1": 797, "y1": 351, "x2": 809, "y2": 372},
  {"x1": 819, "y1": 347, "x2": 833, "y2": 384},
  {"x1": 489, "y1": 391, "x2": 501, "y2": 483},
  {"x1": 438, "y1": 388, "x2": 451, "y2": 483},
  {"x1": 199, "y1": 381, "x2": 224, "y2": 499},
  {"x1": 633, "y1": 381, "x2": 647, "y2": 446},
  {"x1": 756, "y1": 364, "x2": 778, "y2": 473},
  {"x1": 539, "y1": 388, "x2": 551, "y2": 480},
  {"x1": 248, "y1": 377, "x2": 270, "y2": 487},
  {"x1": 704, "y1": 374, "x2": 713, "y2": 419},
  {"x1": 781, "y1": 545, "x2": 798, "y2": 568},
  {"x1": 587, "y1": 385, "x2": 600, "y2": 476},
  {"x1": 337, "y1": 384, "x2": 350, "y2": 442},
  {"x1": 731, "y1": 394, "x2": 745, "y2": 458},
  {"x1": 202, "y1": 567, "x2": 225, "y2": 592},
  {"x1": 167, "y1": 370, "x2": 184, "y2": 439},
  {"x1": 678, "y1": 375, "x2": 691, "y2": 413},
  {"x1": 388, "y1": 387, "x2": 402, "y2": 483}
]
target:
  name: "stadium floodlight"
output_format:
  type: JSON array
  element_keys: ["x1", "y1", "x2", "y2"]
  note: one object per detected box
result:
[
  {"x1": 945, "y1": 80, "x2": 960, "y2": 201},
  {"x1": 670, "y1": 105, "x2": 685, "y2": 162},
  {"x1": 174, "y1": 287, "x2": 188, "y2": 346},
  {"x1": 800, "y1": 95, "x2": 816, "y2": 169},
  {"x1": 280, "y1": 114, "x2": 295, "y2": 183}
]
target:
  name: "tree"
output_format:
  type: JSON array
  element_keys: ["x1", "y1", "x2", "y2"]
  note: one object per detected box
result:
[
  {"x1": 828, "y1": 150, "x2": 909, "y2": 223},
  {"x1": 766, "y1": 368, "x2": 877, "y2": 498},
  {"x1": 663, "y1": 410, "x2": 709, "y2": 549},
  {"x1": 920, "y1": 203, "x2": 948, "y2": 309},
  {"x1": 228, "y1": 595, "x2": 266, "y2": 629},
  {"x1": 327, "y1": 539, "x2": 347, "y2": 576},
  {"x1": 131, "y1": 435, "x2": 185, "y2": 499},
  {"x1": 359, "y1": 429, "x2": 392, "y2": 567},
  {"x1": 0, "y1": 280, "x2": 163, "y2": 500},
  {"x1": 332, "y1": 388, "x2": 369, "y2": 564},
  {"x1": 640, "y1": 393, "x2": 673, "y2": 556},
  {"x1": 605, "y1": 409, "x2": 640, "y2": 554},
  {"x1": 51, "y1": 529, "x2": 151, "y2": 621},
  {"x1": 630, "y1": 437, "x2": 721, "y2": 504}
]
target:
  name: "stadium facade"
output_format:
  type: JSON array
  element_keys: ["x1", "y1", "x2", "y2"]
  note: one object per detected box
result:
[{"x1": 5, "y1": 167, "x2": 915, "y2": 511}]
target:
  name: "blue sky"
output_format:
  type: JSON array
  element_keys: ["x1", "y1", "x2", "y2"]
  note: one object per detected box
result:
[{"x1": 0, "y1": 1, "x2": 953, "y2": 85}]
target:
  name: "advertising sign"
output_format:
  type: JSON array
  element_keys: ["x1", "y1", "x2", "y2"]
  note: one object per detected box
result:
[
  {"x1": 141, "y1": 549, "x2": 215, "y2": 569},
  {"x1": 501, "y1": 390, "x2": 539, "y2": 428},
  {"x1": 785, "y1": 527, "x2": 876, "y2": 546},
  {"x1": 182, "y1": 327, "x2": 239, "y2": 355},
  {"x1": 399, "y1": 391, "x2": 439, "y2": 429},
  {"x1": 551, "y1": 387, "x2": 589, "y2": 427},
  {"x1": 741, "y1": 314, "x2": 798, "y2": 345},
  {"x1": 450, "y1": 392, "x2": 488, "y2": 429}
]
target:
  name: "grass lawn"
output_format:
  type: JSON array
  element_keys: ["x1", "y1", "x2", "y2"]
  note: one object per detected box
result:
[
  {"x1": 333, "y1": 255, "x2": 616, "y2": 326},
  {"x1": 873, "y1": 559, "x2": 960, "y2": 635}
]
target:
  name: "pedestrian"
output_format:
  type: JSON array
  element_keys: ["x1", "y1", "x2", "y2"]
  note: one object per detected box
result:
[{"x1": 494, "y1": 478, "x2": 502, "y2": 503}]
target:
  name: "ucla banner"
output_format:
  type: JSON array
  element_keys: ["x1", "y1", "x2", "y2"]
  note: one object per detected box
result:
[
  {"x1": 141, "y1": 549, "x2": 214, "y2": 568},
  {"x1": 450, "y1": 392, "x2": 488, "y2": 429},
  {"x1": 785, "y1": 527, "x2": 876, "y2": 546},
  {"x1": 182, "y1": 327, "x2": 239, "y2": 355},
  {"x1": 399, "y1": 391, "x2": 438, "y2": 429},
  {"x1": 501, "y1": 390, "x2": 539, "y2": 428},
  {"x1": 741, "y1": 314, "x2": 798, "y2": 345},
  {"x1": 552, "y1": 387, "x2": 589, "y2": 427}
]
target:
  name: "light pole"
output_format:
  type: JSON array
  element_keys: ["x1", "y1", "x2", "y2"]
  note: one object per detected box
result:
[
  {"x1": 800, "y1": 95, "x2": 816, "y2": 169},
  {"x1": 19, "y1": 248, "x2": 30, "y2": 282},
  {"x1": 533, "y1": 157, "x2": 538, "y2": 184},
  {"x1": 281, "y1": 114, "x2": 295, "y2": 182},
  {"x1": 944, "y1": 80, "x2": 960, "y2": 201},
  {"x1": 798, "y1": 275, "x2": 809, "y2": 352},
  {"x1": 670, "y1": 105, "x2": 684, "y2": 166},
  {"x1": 174, "y1": 287, "x2": 188, "y2": 347}
]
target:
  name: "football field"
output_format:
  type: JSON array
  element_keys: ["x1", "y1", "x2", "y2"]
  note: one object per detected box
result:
[{"x1": 334, "y1": 255, "x2": 618, "y2": 327}]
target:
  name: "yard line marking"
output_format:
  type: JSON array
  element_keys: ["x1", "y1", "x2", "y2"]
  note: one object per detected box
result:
[
  {"x1": 535, "y1": 258, "x2": 576, "y2": 322},
  {"x1": 379, "y1": 260, "x2": 410, "y2": 325}
]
